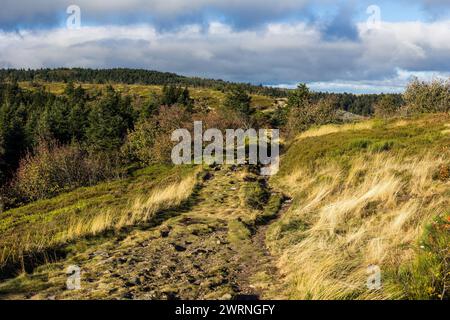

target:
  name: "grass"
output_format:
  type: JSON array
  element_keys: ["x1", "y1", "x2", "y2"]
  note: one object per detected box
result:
[
  {"x1": 267, "y1": 113, "x2": 450, "y2": 299},
  {"x1": 227, "y1": 220, "x2": 252, "y2": 246},
  {"x1": 0, "y1": 164, "x2": 200, "y2": 274},
  {"x1": 395, "y1": 213, "x2": 449, "y2": 300}
]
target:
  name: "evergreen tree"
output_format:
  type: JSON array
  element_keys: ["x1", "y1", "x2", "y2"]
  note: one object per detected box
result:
[
  {"x1": 0, "y1": 101, "x2": 27, "y2": 178},
  {"x1": 287, "y1": 84, "x2": 310, "y2": 109},
  {"x1": 224, "y1": 85, "x2": 253, "y2": 119},
  {"x1": 141, "y1": 93, "x2": 160, "y2": 119},
  {"x1": 86, "y1": 86, "x2": 134, "y2": 151}
]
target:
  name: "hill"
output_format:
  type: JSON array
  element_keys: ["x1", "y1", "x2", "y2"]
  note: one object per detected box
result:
[{"x1": 0, "y1": 114, "x2": 448, "y2": 300}]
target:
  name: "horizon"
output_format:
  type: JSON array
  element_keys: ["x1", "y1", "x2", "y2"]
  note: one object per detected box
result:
[{"x1": 0, "y1": 0, "x2": 449, "y2": 93}]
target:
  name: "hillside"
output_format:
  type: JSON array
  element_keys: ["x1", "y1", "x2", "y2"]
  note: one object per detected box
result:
[
  {"x1": 0, "y1": 114, "x2": 448, "y2": 300},
  {"x1": 17, "y1": 81, "x2": 277, "y2": 113}
]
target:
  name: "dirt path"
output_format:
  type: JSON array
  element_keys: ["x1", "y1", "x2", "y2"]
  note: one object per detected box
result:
[
  {"x1": 234, "y1": 192, "x2": 292, "y2": 299},
  {"x1": 1, "y1": 165, "x2": 288, "y2": 300}
]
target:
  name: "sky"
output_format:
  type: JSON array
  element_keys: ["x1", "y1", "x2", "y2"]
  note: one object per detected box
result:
[{"x1": 0, "y1": 0, "x2": 449, "y2": 93}]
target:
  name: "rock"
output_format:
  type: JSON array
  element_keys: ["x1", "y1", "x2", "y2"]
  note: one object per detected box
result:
[
  {"x1": 118, "y1": 257, "x2": 128, "y2": 264},
  {"x1": 163, "y1": 291, "x2": 179, "y2": 300},
  {"x1": 172, "y1": 243, "x2": 187, "y2": 252},
  {"x1": 202, "y1": 172, "x2": 213, "y2": 181},
  {"x1": 125, "y1": 276, "x2": 141, "y2": 287},
  {"x1": 160, "y1": 228, "x2": 170, "y2": 238},
  {"x1": 122, "y1": 292, "x2": 134, "y2": 299}
]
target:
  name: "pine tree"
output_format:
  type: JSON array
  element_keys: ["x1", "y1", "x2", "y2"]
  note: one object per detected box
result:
[
  {"x1": 224, "y1": 85, "x2": 253, "y2": 119},
  {"x1": 86, "y1": 86, "x2": 134, "y2": 151}
]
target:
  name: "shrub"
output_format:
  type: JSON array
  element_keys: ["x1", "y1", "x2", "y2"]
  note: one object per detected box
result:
[
  {"x1": 8, "y1": 140, "x2": 124, "y2": 204},
  {"x1": 124, "y1": 105, "x2": 191, "y2": 165},
  {"x1": 286, "y1": 96, "x2": 339, "y2": 137},
  {"x1": 404, "y1": 78, "x2": 450, "y2": 114},
  {"x1": 374, "y1": 94, "x2": 402, "y2": 118}
]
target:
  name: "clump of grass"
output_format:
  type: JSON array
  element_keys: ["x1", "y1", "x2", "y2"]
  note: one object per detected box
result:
[
  {"x1": 395, "y1": 213, "x2": 449, "y2": 300},
  {"x1": 257, "y1": 193, "x2": 283, "y2": 224},
  {"x1": 61, "y1": 175, "x2": 197, "y2": 241},
  {"x1": 369, "y1": 141, "x2": 395, "y2": 153},
  {"x1": 242, "y1": 179, "x2": 270, "y2": 210},
  {"x1": 227, "y1": 220, "x2": 251, "y2": 246}
]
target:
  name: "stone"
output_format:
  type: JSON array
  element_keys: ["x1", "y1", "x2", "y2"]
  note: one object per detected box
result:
[{"x1": 172, "y1": 243, "x2": 187, "y2": 252}]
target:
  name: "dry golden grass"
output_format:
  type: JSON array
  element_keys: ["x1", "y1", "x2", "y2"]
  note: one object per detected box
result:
[
  {"x1": 269, "y1": 148, "x2": 449, "y2": 299},
  {"x1": 60, "y1": 176, "x2": 197, "y2": 242},
  {"x1": 296, "y1": 121, "x2": 374, "y2": 140},
  {"x1": 442, "y1": 124, "x2": 450, "y2": 135}
]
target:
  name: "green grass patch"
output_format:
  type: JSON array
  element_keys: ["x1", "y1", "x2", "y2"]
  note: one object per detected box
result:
[
  {"x1": 395, "y1": 213, "x2": 450, "y2": 300},
  {"x1": 227, "y1": 220, "x2": 251, "y2": 246}
]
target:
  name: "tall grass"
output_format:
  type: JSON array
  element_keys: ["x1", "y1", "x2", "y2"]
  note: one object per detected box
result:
[{"x1": 269, "y1": 115, "x2": 450, "y2": 299}]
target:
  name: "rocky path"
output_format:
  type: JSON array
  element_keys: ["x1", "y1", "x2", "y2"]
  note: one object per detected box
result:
[{"x1": 2, "y1": 165, "x2": 288, "y2": 300}]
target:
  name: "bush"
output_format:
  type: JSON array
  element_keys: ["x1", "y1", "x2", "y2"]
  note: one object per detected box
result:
[
  {"x1": 374, "y1": 94, "x2": 402, "y2": 118},
  {"x1": 286, "y1": 96, "x2": 339, "y2": 137},
  {"x1": 7, "y1": 140, "x2": 124, "y2": 204},
  {"x1": 124, "y1": 105, "x2": 191, "y2": 165},
  {"x1": 404, "y1": 78, "x2": 450, "y2": 114}
]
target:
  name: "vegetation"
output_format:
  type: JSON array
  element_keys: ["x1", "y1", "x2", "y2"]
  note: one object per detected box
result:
[
  {"x1": 268, "y1": 114, "x2": 450, "y2": 299},
  {"x1": 0, "y1": 70, "x2": 449, "y2": 300}
]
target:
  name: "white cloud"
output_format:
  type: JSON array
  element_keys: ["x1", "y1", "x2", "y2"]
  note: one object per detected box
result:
[{"x1": 0, "y1": 19, "x2": 449, "y2": 92}]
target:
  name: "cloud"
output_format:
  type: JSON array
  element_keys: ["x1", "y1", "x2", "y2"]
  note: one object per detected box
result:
[
  {"x1": 322, "y1": 1, "x2": 359, "y2": 41},
  {"x1": 0, "y1": 0, "x2": 314, "y2": 30},
  {"x1": 0, "y1": 19, "x2": 449, "y2": 93}
]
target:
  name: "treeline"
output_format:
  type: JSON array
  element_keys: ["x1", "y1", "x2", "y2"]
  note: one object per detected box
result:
[
  {"x1": 0, "y1": 68, "x2": 407, "y2": 115},
  {"x1": 311, "y1": 92, "x2": 403, "y2": 116},
  {"x1": 0, "y1": 68, "x2": 288, "y2": 98},
  {"x1": 281, "y1": 78, "x2": 449, "y2": 137}
]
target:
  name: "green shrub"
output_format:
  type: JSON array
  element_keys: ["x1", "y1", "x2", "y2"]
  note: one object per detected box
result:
[
  {"x1": 404, "y1": 78, "x2": 450, "y2": 114},
  {"x1": 124, "y1": 105, "x2": 191, "y2": 165}
]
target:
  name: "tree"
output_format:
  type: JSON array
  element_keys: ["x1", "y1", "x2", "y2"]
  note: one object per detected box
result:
[
  {"x1": 224, "y1": 85, "x2": 253, "y2": 120},
  {"x1": 287, "y1": 84, "x2": 310, "y2": 109},
  {"x1": 161, "y1": 84, "x2": 193, "y2": 111},
  {"x1": 0, "y1": 101, "x2": 27, "y2": 180},
  {"x1": 86, "y1": 86, "x2": 134, "y2": 151},
  {"x1": 404, "y1": 78, "x2": 450, "y2": 114},
  {"x1": 141, "y1": 93, "x2": 160, "y2": 119},
  {"x1": 374, "y1": 94, "x2": 400, "y2": 118}
]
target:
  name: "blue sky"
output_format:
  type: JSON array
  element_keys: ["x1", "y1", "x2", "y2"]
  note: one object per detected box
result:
[{"x1": 0, "y1": 0, "x2": 449, "y2": 93}]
